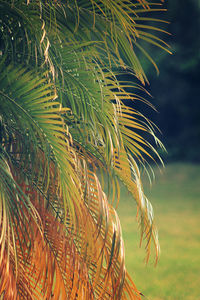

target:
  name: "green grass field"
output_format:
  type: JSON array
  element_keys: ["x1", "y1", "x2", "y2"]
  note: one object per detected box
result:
[{"x1": 118, "y1": 163, "x2": 200, "y2": 300}]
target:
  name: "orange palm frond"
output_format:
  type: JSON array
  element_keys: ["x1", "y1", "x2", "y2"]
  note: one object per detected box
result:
[{"x1": 0, "y1": 155, "x2": 142, "y2": 299}]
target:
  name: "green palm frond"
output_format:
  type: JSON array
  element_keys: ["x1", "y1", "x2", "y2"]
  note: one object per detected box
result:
[
  {"x1": 0, "y1": 0, "x2": 170, "y2": 79},
  {"x1": 0, "y1": 63, "x2": 82, "y2": 220}
]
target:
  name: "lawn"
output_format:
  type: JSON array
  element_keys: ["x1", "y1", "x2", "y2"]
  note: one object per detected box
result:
[{"x1": 118, "y1": 163, "x2": 200, "y2": 300}]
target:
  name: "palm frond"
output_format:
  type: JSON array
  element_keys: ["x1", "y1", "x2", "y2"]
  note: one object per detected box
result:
[{"x1": 0, "y1": 0, "x2": 169, "y2": 298}]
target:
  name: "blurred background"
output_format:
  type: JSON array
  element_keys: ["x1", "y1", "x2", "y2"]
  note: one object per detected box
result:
[
  {"x1": 118, "y1": 1, "x2": 200, "y2": 299},
  {"x1": 141, "y1": 0, "x2": 200, "y2": 162}
]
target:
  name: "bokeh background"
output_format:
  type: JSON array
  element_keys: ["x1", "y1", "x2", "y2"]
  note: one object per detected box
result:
[
  {"x1": 118, "y1": 1, "x2": 200, "y2": 299},
  {"x1": 142, "y1": 0, "x2": 200, "y2": 162}
]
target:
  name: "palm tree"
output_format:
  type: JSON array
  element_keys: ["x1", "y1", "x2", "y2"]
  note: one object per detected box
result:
[{"x1": 0, "y1": 0, "x2": 170, "y2": 299}]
